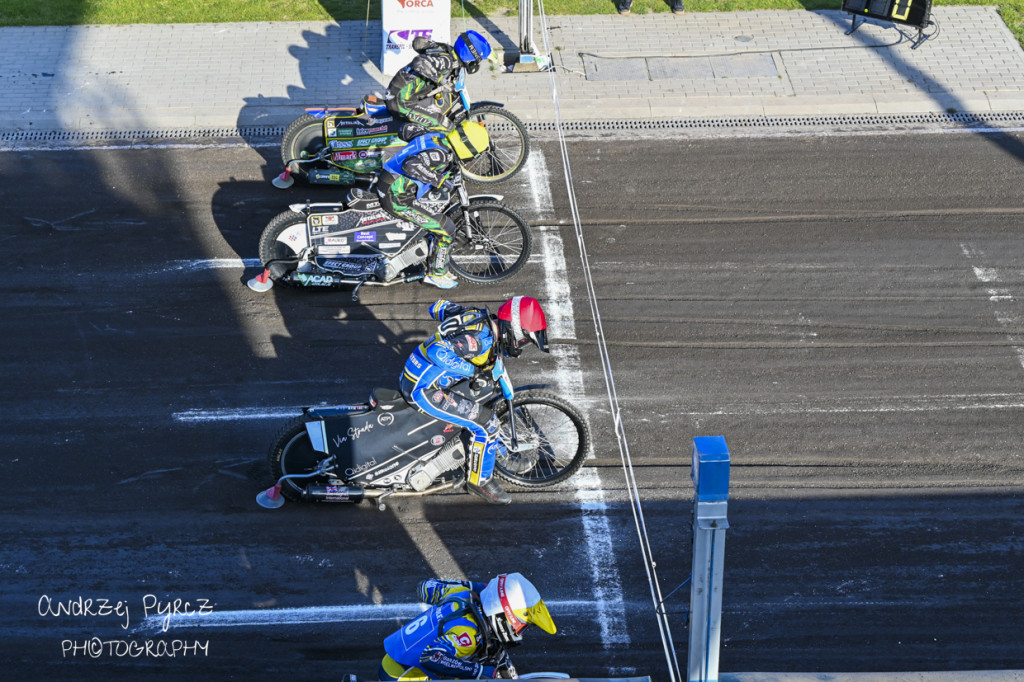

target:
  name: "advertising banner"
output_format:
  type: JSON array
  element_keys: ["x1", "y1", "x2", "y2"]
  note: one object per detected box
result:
[{"x1": 381, "y1": 0, "x2": 451, "y2": 75}]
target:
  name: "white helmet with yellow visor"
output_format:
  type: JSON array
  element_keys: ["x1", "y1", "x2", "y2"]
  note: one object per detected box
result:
[{"x1": 479, "y1": 573, "x2": 556, "y2": 644}]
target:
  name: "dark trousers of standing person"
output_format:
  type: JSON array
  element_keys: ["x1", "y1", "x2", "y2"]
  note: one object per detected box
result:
[{"x1": 618, "y1": 0, "x2": 684, "y2": 14}]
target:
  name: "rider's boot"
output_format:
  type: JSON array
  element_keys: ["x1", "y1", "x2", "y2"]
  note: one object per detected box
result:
[
  {"x1": 467, "y1": 477, "x2": 511, "y2": 505},
  {"x1": 423, "y1": 242, "x2": 458, "y2": 289}
]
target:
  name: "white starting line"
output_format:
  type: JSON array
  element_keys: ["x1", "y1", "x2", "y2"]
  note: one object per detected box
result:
[{"x1": 136, "y1": 599, "x2": 599, "y2": 633}]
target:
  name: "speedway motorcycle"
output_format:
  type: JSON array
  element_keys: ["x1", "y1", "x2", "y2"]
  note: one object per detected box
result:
[
  {"x1": 247, "y1": 172, "x2": 532, "y2": 300},
  {"x1": 274, "y1": 69, "x2": 530, "y2": 189},
  {"x1": 256, "y1": 357, "x2": 590, "y2": 510},
  {"x1": 341, "y1": 672, "x2": 650, "y2": 681}
]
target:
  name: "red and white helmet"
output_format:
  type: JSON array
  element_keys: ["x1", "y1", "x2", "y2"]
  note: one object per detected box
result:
[
  {"x1": 479, "y1": 573, "x2": 556, "y2": 644},
  {"x1": 496, "y1": 296, "x2": 548, "y2": 356}
]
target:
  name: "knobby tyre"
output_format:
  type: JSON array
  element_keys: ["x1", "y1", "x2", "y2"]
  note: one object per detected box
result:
[
  {"x1": 461, "y1": 105, "x2": 530, "y2": 184},
  {"x1": 493, "y1": 391, "x2": 591, "y2": 488},
  {"x1": 258, "y1": 210, "x2": 308, "y2": 285},
  {"x1": 281, "y1": 113, "x2": 326, "y2": 179},
  {"x1": 268, "y1": 418, "x2": 332, "y2": 501},
  {"x1": 447, "y1": 202, "x2": 532, "y2": 284}
]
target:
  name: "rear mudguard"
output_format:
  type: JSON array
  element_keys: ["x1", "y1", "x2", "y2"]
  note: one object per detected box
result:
[{"x1": 303, "y1": 404, "x2": 370, "y2": 453}]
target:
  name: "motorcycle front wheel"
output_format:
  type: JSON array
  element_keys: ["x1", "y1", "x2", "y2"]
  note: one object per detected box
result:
[
  {"x1": 460, "y1": 105, "x2": 530, "y2": 184},
  {"x1": 493, "y1": 391, "x2": 591, "y2": 488},
  {"x1": 447, "y1": 202, "x2": 532, "y2": 284},
  {"x1": 281, "y1": 113, "x2": 326, "y2": 179},
  {"x1": 268, "y1": 419, "x2": 332, "y2": 501},
  {"x1": 258, "y1": 210, "x2": 308, "y2": 284}
]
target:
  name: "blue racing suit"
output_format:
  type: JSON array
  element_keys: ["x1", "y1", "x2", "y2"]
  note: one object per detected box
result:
[
  {"x1": 399, "y1": 299, "x2": 503, "y2": 486},
  {"x1": 378, "y1": 133, "x2": 458, "y2": 277},
  {"x1": 379, "y1": 579, "x2": 500, "y2": 680}
]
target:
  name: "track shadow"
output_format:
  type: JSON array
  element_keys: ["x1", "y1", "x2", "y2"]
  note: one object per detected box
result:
[{"x1": 818, "y1": 9, "x2": 1024, "y2": 163}]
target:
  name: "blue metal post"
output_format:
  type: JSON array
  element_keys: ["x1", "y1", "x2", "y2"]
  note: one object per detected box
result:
[{"x1": 687, "y1": 436, "x2": 730, "y2": 682}]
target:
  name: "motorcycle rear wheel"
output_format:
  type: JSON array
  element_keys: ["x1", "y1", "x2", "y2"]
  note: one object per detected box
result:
[
  {"x1": 493, "y1": 391, "x2": 591, "y2": 488},
  {"x1": 258, "y1": 210, "x2": 309, "y2": 284},
  {"x1": 460, "y1": 105, "x2": 530, "y2": 184},
  {"x1": 268, "y1": 418, "x2": 332, "y2": 501},
  {"x1": 447, "y1": 203, "x2": 532, "y2": 284},
  {"x1": 281, "y1": 113, "x2": 326, "y2": 179}
]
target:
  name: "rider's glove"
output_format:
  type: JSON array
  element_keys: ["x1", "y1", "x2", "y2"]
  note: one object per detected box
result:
[
  {"x1": 438, "y1": 315, "x2": 462, "y2": 337},
  {"x1": 492, "y1": 649, "x2": 517, "y2": 678}
]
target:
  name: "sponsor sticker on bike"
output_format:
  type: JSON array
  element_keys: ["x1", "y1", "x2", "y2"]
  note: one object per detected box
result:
[
  {"x1": 431, "y1": 435, "x2": 445, "y2": 446},
  {"x1": 310, "y1": 214, "x2": 339, "y2": 226},
  {"x1": 333, "y1": 151, "x2": 358, "y2": 161},
  {"x1": 354, "y1": 231, "x2": 377, "y2": 243},
  {"x1": 297, "y1": 273, "x2": 337, "y2": 286},
  {"x1": 324, "y1": 237, "x2": 348, "y2": 245},
  {"x1": 330, "y1": 139, "x2": 355, "y2": 149},
  {"x1": 355, "y1": 125, "x2": 388, "y2": 135},
  {"x1": 378, "y1": 242, "x2": 403, "y2": 249}
]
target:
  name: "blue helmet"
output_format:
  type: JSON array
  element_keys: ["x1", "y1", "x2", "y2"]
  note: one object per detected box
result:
[{"x1": 454, "y1": 31, "x2": 491, "y2": 73}]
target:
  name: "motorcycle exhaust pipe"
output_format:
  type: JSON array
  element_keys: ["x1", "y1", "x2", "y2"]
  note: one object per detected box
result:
[
  {"x1": 302, "y1": 478, "x2": 464, "y2": 509},
  {"x1": 302, "y1": 484, "x2": 366, "y2": 503}
]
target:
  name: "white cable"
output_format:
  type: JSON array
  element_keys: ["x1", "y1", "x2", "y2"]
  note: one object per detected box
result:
[{"x1": 532, "y1": 2, "x2": 682, "y2": 680}]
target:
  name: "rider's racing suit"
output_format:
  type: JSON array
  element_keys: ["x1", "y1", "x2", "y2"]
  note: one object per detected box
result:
[
  {"x1": 386, "y1": 45, "x2": 462, "y2": 131},
  {"x1": 399, "y1": 300, "x2": 504, "y2": 488},
  {"x1": 378, "y1": 579, "x2": 504, "y2": 680},
  {"x1": 377, "y1": 131, "x2": 459, "y2": 279}
]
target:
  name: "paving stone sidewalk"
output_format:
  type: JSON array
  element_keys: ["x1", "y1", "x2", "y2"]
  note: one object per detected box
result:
[{"x1": 1, "y1": 8, "x2": 1023, "y2": 132}]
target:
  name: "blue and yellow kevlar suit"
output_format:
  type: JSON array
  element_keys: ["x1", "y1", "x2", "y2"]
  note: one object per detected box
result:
[
  {"x1": 379, "y1": 579, "x2": 499, "y2": 680},
  {"x1": 399, "y1": 300, "x2": 503, "y2": 487}
]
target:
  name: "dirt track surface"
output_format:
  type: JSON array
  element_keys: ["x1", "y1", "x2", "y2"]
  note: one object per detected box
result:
[{"x1": 2, "y1": 131, "x2": 1023, "y2": 680}]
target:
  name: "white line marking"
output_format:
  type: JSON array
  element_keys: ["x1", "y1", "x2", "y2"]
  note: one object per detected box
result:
[
  {"x1": 526, "y1": 152, "x2": 555, "y2": 220},
  {"x1": 153, "y1": 258, "x2": 262, "y2": 273},
  {"x1": 537, "y1": 200, "x2": 630, "y2": 647},
  {"x1": 139, "y1": 599, "x2": 600, "y2": 633},
  {"x1": 173, "y1": 406, "x2": 317, "y2": 422},
  {"x1": 962, "y1": 243, "x2": 1024, "y2": 371}
]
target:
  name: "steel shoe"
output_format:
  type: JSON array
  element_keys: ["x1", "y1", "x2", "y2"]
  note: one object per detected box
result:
[
  {"x1": 467, "y1": 478, "x2": 511, "y2": 505},
  {"x1": 423, "y1": 273, "x2": 459, "y2": 289}
]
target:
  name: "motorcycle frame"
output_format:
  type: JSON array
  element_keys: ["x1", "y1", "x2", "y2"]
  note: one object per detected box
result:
[
  {"x1": 288, "y1": 69, "x2": 508, "y2": 173},
  {"x1": 271, "y1": 381, "x2": 551, "y2": 509},
  {"x1": 262, "y1": 185, "x2": 505, "y2": 301}
]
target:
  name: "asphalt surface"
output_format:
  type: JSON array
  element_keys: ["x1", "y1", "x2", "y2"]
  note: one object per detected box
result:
[{"x1": 2, "y1": 128, "x2": 1024, "y2": 680}]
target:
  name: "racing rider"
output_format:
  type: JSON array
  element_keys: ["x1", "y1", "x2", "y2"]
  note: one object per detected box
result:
[
  {"x1": 386, "y1": 31, "x2": 492, "y2": 131},
  {"x1": 377, "y1": 121, "x2": 490, "y2": 290},
  {"x1": 400, "y1": 297, "x2": 549, "y2": 504},
  {"x1": 378, "y1": 573, "x2": 556, "y2": 680}
]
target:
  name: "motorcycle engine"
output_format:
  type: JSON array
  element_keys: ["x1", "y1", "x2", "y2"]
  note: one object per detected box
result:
[
  {"x1": 408, "y1": 437, "x2": 465, "y2": 491},
  {"x1": 384, "y1": 238, "x2": 430, "y2": 281}
]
